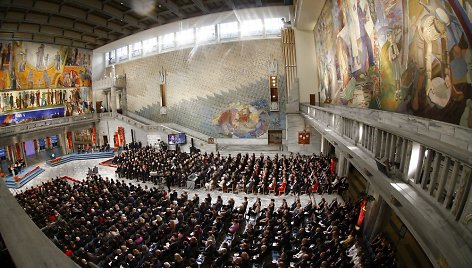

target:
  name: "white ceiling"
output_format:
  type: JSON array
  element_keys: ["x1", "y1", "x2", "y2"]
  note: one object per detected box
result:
[{"x1": 294, "y1": 0, "x2": 326, "y2": 31}]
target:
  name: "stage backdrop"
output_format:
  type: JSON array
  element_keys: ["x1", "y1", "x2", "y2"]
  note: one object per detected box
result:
[
  {"x1": 314, "y1": 0, "x2": 472, "y2": 128},
  {"x1": 116, "y1": 39, "x2": 286, "y2": 138}
]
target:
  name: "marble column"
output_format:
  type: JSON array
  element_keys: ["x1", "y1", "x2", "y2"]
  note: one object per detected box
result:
[
  {"x1": 337, "y1": 153, "x2": 345, "y2": 177},
  {"x1": 368, "y1": 196, "x2": 391, "y2": 240},
  {"x1": 110, "y1": 66, "x2": 117, "y2": 115},
  {"x1": 321, "y1": 136, "x2": 328, "y2": 156},
  {"x1": 110, "y1": 87, "x2": 117, "y2": 115},
  {"x1": 58, "y1": 133, "x2": 67, "y2": 156},
  {"x1": 20, "y1": 142, "x2": 27, "y2": 167}
]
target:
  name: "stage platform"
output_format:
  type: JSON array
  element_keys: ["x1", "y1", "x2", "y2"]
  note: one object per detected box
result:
[
  {"x1": 46, "y1": 151, "x2": 115, "y2": 167},
  {"x1": 4, "y1": 166, "x2": 45, "y2": 189}
]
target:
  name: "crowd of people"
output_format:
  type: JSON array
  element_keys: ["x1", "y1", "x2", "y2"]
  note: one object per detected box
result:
[
  {"x1": 76, "y1": 144, "x2": 111, "y2": 154},
  {"x1": 15, "y1": 174, "x2": 395, "y2": 268},
  {"x1": 112, "y1": 147, "x2": 349, "y2": 196}
]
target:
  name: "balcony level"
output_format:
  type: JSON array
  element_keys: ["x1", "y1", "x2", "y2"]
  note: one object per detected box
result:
[{"x1": 300, "y1": 103, "x2": 472, "y2": 268}]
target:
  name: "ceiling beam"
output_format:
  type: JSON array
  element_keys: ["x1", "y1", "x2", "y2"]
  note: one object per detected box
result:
[
  {"x1": 192, "y1": 0, "x2": 209, "y2": 14},
  {"x1": 63, "y1": 0, "x2": 143, "y2": 30},
  {"x1": 223, "y1": 0, "x2": 236, "y2": 9},
  {"x1": 157, "y1": 0, "x2": 185, "y2": 19}
]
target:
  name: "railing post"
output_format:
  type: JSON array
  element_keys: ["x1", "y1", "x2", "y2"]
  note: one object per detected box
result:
[{"x1": 452, "y1": 166, "x2": 471, "y2": 219}]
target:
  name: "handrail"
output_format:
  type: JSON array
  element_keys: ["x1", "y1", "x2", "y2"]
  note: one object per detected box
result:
[{"x1": 100, "y1": 112, "x2": 209, "y2": 143}]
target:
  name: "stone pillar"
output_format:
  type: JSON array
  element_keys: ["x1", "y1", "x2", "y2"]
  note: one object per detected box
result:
[
  {"x1": 110, "y1": 66, "x2": 117, "y2": 115},
  {"x1": 367, "y1": 196, "x2": 391, "y2": 240},
  {"x1": 321, "y1": 136, "x2": 329, "y2": 155},
  {"x1": 7, "y1": 145, "x2": 15, "y2": 162},
  {"x1": 20, "y1": 142, "x2": 27, "y2": 167},
  {"x1": 337, "y1": 153, "x2": 345, "y2": 177},
  {"x1": 58, "y1": 133, "x2": 67, "y2": 156}
]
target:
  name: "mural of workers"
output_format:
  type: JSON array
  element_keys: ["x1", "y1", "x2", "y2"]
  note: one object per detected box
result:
[{"x1": 314, "y1": 0, "x2": 472, "y2": 128}]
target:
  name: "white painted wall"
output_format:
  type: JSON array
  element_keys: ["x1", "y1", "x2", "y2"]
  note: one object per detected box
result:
[
  {"x1": 294, "y1": 28, "x2": 318, "y2": 104},
  {"x1": 286, "y1": 114, "x2": 320, "y2": 153},
  {"x1": 92, "y1": 52, "x2": 105, "y2": 81}
]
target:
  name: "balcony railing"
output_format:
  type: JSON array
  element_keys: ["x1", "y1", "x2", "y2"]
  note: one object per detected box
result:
[
  {"x1": 300, "y1": 103, "x2": 472, "y2": 222},
  {"x1": 92, "y1": 76, "x2": 126, "y2": 90},
  {"x1": 0, "y1": 113, "x2": 98, "y2": 138}
]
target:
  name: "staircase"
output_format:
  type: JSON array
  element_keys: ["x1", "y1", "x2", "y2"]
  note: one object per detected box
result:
[
  {"x1": 5, "y1": 166, "x2": 45, "y2": 189},
  {"x1": 46, "y1": 151, "x2": 115, "y2": 167}
]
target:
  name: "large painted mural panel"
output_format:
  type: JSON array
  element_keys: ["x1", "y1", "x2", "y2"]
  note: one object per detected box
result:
[
  {"x1": 315, "y1": 0, "x2": 472, "y2": 128},
  {"x1": 0, "y1": 41, "x2": 93, "y2": 126},
  {"x1": 0, "y1": 41, "x2": 92, "y2": 90}
]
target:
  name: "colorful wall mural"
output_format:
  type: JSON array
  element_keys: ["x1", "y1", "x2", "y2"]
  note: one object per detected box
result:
[
  {"x1": 0, "y1": 41, "x2": 93, "y2": 126},
  {"x1": 314, "y1": 0, "x2": 472, "y2": 128},
  {"x1": 214, "y1": 101, "x2": 270, "y2": 138}
]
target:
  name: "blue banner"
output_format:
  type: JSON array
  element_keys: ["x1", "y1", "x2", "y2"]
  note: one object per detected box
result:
[{"x1": 0, "y1": 107, "x2": 65, "y2": 126}]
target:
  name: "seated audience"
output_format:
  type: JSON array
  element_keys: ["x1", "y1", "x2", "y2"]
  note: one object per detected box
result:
[{"x1": 15, "y1": 173, "x2": 393, "y2": 268}]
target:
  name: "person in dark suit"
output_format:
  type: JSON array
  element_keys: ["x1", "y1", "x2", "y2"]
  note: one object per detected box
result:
[{"x1": 165, "y1": 171, "x2": 172, "y2": 192}]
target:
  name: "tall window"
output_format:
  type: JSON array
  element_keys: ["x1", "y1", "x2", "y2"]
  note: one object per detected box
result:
[
  {"x1": 130, "y1": 41, "x2": 142, "y2": 57},
  {"x1": 160, "y1": 33, "x2": 175, "y2": 50},
  {"x1": 117, "y1": 46, "x2": 128, "y2": 61},
  {"x1": 143, "y1": 37, "x2": 158, "y2": 54},
  {"x1": 176, "y1": 29, "x2": 195, "y2": 46},
  {"x1": 241, "y1": 19, "x2": 263, "y2": 37},
  {"x1": 196, "y1": 25, "x2": 216, "y2": 43},
  {"x1": 264, "y1": 18, "x2": 283, "y2": 35},
  {"x1": 219, "y1": 21, "x2": 239, "y2": 39}
]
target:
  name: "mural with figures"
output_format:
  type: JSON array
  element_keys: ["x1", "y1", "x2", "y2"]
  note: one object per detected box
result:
[
  {"x1": 116, "y1": 39, "x2": 285, "y2": 138},
  {"x1": 314, "y1": 0, "x2": 472, "y2": 128},
  {"x1": 0, "y1": 41, "x2": 93, "y2": 126},
  {"x1": 214, "y1": 101, "x2": 270, "y2": 138}
]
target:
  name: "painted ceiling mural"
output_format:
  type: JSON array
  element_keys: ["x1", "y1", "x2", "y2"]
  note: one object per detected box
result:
[{"x1": 314, "y1": 0, "x2": 472, "y2": 128}]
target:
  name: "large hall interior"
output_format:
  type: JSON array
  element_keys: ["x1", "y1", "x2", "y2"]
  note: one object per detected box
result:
[{"x1": 0, "y1": 0, "x2": 471, "y2": 267}]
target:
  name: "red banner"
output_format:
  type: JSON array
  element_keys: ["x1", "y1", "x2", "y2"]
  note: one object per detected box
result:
[
  {"x1": 91, "y1": 127, "x2": 96, "y2": 145},
  {"x1": 118, "y1": 127, "x2": 125, "y2": 146},
  {"x1": 67, "y1": 132, "x2": 73, "y2": 149},
  {"x1": 357, "y1": 198, "x2": 367, "y2": 227}
]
